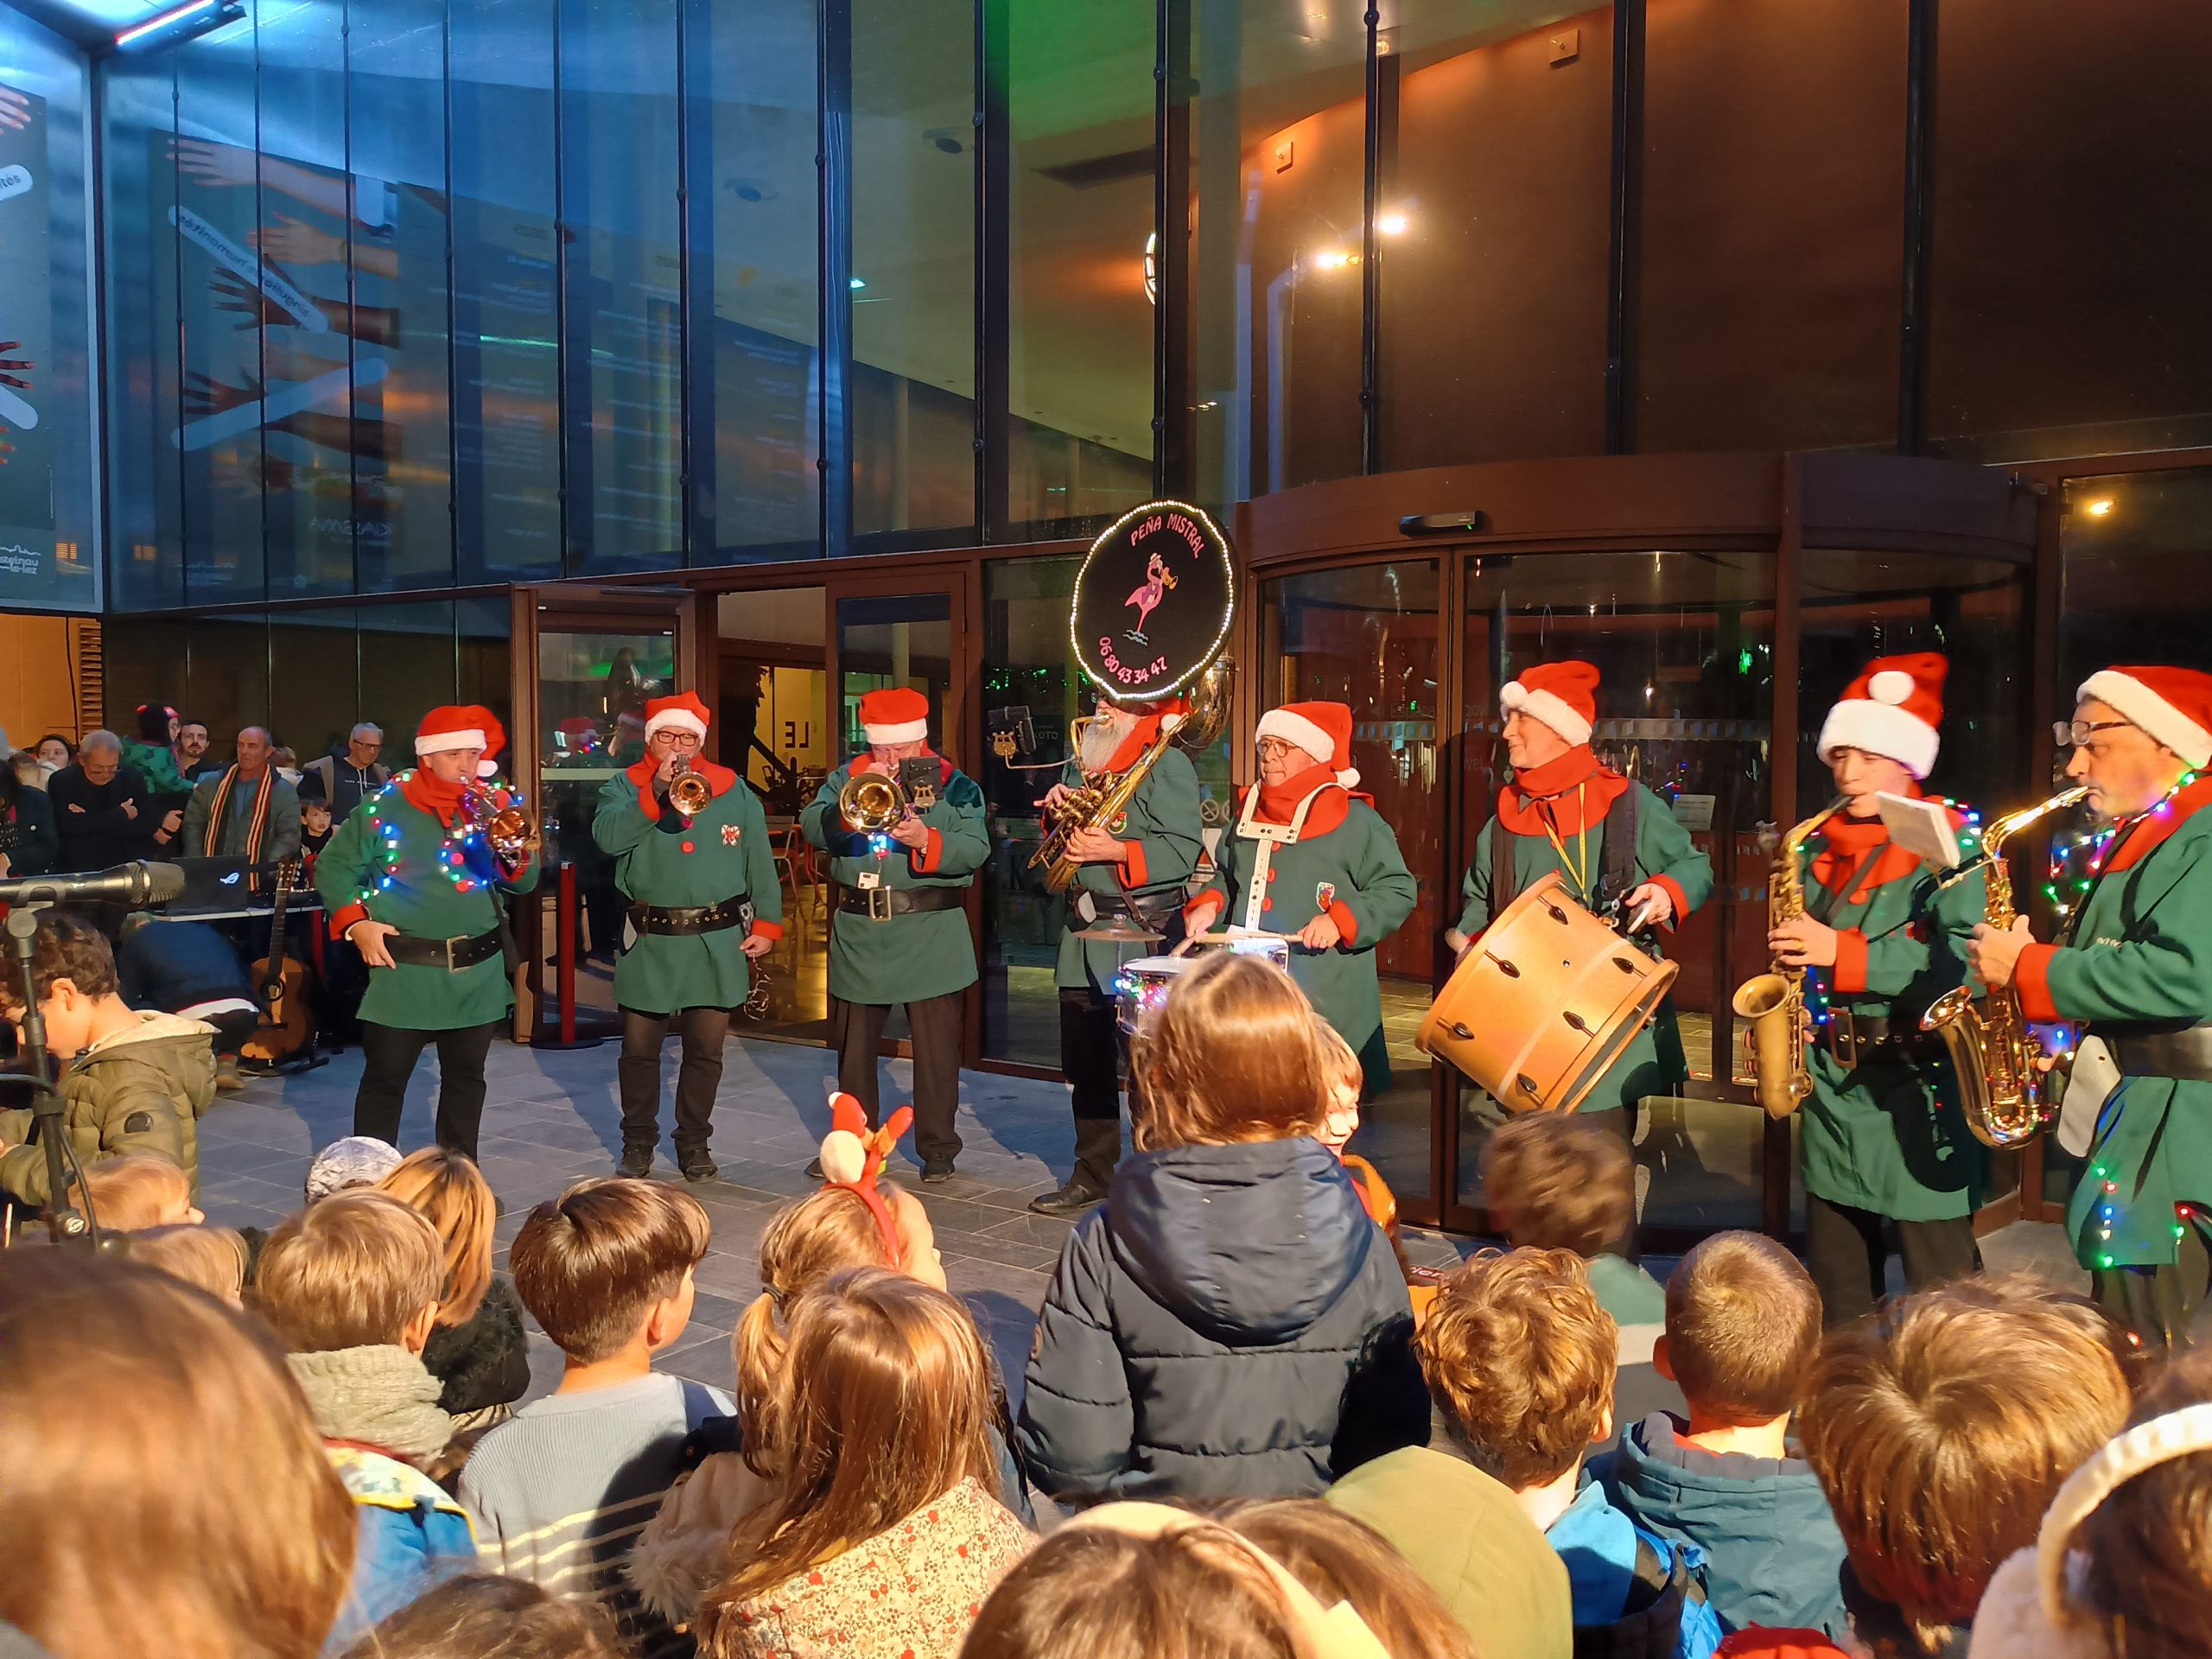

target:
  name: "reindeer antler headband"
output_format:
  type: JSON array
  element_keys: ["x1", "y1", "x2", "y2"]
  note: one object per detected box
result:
[{"x1": 817, "y1": 1090, "x2": 914, "y2": 1264}]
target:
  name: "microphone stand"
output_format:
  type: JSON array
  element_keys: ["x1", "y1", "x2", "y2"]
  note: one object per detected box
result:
[{"x1": 4, "y1": 906, "x2": 101, "y2": 1248}]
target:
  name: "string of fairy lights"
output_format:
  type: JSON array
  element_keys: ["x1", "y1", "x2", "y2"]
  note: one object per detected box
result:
[{"x1": 350, "y1": 772, "x2": 518, "y2": 906}]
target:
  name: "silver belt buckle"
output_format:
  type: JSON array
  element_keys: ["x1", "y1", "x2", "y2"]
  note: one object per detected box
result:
[{"x1": 867, "y1": 887, "x2": 893, "y2": 922}]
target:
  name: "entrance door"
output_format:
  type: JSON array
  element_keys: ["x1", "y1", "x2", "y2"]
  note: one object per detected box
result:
[{"x1": 510, "y1": 583, "x2": 702, "y2": 1043}]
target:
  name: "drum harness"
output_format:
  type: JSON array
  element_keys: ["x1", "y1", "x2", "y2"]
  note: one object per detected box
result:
[
  {"x1": 1233, "y1": 783, "x2": 1338, "y2": 933},
  {"x1": 1495, "y1": 782, "x2": 1642, "y2": 929}
]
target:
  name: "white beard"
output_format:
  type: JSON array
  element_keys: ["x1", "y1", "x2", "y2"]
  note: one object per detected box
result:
[{"x1": 1078, "y1": 714, "x2": 1135, "y2": 774}]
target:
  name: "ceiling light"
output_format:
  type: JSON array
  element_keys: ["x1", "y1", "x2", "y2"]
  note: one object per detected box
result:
[
  {"x1": 2083, "y1": 497, "x2": 2114, "y2": 517},
  {"x1": 116, "y1": 0, "x2": 239, "y2": 48},
  {"x1": 1376, "y1": 212, "x2": 1408, "y2": 236},
  {"x1": 849, "y1": 276, "x2": 867, "y2": 290}
]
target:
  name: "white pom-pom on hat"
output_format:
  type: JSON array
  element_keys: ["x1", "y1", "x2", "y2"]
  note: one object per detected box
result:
[
  {"x1": 1868, "y1": 669, "x2": 1915, "y2": 705},
  {"x1": 818, "y1": 1129, "x2": 868, "y2": 1185}
]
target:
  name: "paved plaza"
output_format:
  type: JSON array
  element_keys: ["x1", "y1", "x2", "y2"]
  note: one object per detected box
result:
[{"x1": 192, "y1": 1031, "x2": 2116, "y2": 1414}]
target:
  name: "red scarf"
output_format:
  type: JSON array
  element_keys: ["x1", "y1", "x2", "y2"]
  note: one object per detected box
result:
[
  {"x1": 1098, "y1": 697, "x2": 1190, "y2": 774},
  {"x1": 1808, "y1": 789, "x2": 1935, "y2": 900},
  {"x1": 1495, "y1": 745, "x2": 1630, "y2": 837},
  {"x1": 624, "y1": 755, "x2": 741, "y2": 821},
  {"x1": 399, "y1": 766, "x2": 469, "y2": 828},
  {"x1": 2094, "y1": 774, "x2": 2212, "y2": 874},
  {"x1": 1251, "y1": 762, "x2": 1360, "y2": 837}
]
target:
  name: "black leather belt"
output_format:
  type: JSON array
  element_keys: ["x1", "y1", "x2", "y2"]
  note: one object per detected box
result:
[
  {"x1": 2094, "y1": 1022, "x2": 2212, "y2": 1083},
  {"x1": 628, "y1": 898, "x2": 748, "y2": 938},
  {"x1": 385, "y1": 928, "x2": 504, "y2": 971},
  {"x1": 1820, "y1": 1009, "x2": 1904, "y2": 1069},
  {"x1": 836, "y1": 885, "x2": 964, "y2": 921}
]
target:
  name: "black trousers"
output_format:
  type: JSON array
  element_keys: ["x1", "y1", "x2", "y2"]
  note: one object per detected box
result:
[
  {"x1": 831, "y1": 991, "x2": 963, "y2": 1163},
  {"x1": 2093, "y1": 1224, "x2": 2210, "y2": 1349},
  {"x1": 353, "y1": 1020, "x2": 500, "y2": 1161},
  {"x1": 618, "y1": 1005, "x2": 730, "y2": 1156},
  {"x1": 1060, "y1": 988, "x2": 1127, "y2": 1192},
  {"x1": 1805, "y1": 1192, "x2": 1981, "y2": 1328}
]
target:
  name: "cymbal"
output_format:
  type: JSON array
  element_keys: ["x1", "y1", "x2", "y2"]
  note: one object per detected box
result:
[{"x1": 1075, "y1": 919, "x2": 1164, "y2": 943}]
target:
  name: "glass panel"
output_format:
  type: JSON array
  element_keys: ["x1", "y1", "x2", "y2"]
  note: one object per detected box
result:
[
  {"x1": 1261, "y1": 562, "x2": 1444, "y2": 1205},
  {"x1": 1006, "y1": 0, "x2": 1154, "y2": 537},
  {"x1": 1927, "y1": 0, "x2": 2212, "y2": 461},
  {"x1": 451, "y1": 0, "x2": 563, "y2": 582},
  {"x1": 538, "y1": 626, "x2": 678, "y2": 1017},
  {"x1": 188, "y1": 612, "x2": 271, "y2": 752},
  {"x1": 100, "y1": 618, "x2": 194, "y2": 734},
  {"x1": 458, "y1": 595, "x2": 515, "y2": 734},
  {"x1": 2060, "y1": 471, "x2": 2212, "y2": 695},
  {"x1": 1188, "y1": 0, "x2": 1367, "y2": 506},
  {"x1": 687, "y1": 0, "x2": 821, "y2": 564},
  {"x1": 253, "y1": 0, "x2": 355, "y2": 599},
  {"x1": 359, "y1": 601, "x2": 459, "y2": 761},
  {"x1": 1456, "y1": 549, "x2": 1776, "y2": 1233},
  {"x1": 559, "y1": 0, "x2": 683, "y2": 573},
  {"x1": 718, "y1": 588, "x2": 830, "y2": 1040},
  {"x1": 1376, "y1": 3, "x2": 1613, "y2": 471},
  {"x1": 836, "y1": 593, "x2": 953, "y2": 755},
  {"x1": 0, "y1": 7, "x2": 96, "y2": 611},
  {"x1": 269, "y1": 605, "x2": 360, "y2": 768},
  {"x1": 850, "y1": 0, "x2": 976, "y2": 544},
  {"x1": 103, "y1": 48, "x2": 184, "y2": 611},
  {"x1": 349, "y1": 0, "x2": 455, "y2": 592},
  {"x1": 1637, "y1": 0, "x2": 1905, "y2": 452},
  {"x1": 173, "y1": 19, "x2": 266, "y2": 605}
]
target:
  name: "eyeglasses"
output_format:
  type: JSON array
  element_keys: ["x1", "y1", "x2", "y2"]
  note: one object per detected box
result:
[
  {"x1": 1255, "y1": 737, "x2": 1293, "y2": 760},
  {"x1": 2055, "y1": 718, "x2": 2132, "y2": 748}
]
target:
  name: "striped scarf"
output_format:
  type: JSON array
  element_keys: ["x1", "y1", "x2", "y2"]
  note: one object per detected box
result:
[{"x1": 201, "y1": 764, "x2": 276, "y2": 888}]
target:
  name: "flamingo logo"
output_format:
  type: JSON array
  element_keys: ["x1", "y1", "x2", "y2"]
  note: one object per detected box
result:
[{"x1": 1123, "y1": 549, "x2": 1179, "y2": 642}]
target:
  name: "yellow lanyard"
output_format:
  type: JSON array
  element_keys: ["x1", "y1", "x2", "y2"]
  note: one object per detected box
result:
[{"x1": 1539, "y1": 785, "x2": 1591, "y2": 899}]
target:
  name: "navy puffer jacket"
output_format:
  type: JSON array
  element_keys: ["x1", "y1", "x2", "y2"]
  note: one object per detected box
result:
[{"x1": 1016, "y1": 1137, "x2": 1411, "y2": 1503}]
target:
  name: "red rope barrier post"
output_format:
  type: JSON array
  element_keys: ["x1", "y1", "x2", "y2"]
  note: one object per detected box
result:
[{"x1": 557, "y1": 861, "x2": 579, "y2": 1046}]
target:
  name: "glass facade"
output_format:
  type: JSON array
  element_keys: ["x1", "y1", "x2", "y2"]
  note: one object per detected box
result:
[{"x1": 0, "y1": 5, "x2": 97, "y2": 613}]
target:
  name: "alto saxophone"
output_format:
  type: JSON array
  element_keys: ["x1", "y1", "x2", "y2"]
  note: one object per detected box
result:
[
  {"x1": 1920, "y1": 785, "x2": 2088, "y2": 1150},
  {"x1": 1733, "y1": 798, "x2": 1846, "y2": 1119}
]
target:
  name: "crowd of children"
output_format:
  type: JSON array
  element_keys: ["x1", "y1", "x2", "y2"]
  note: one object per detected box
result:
[{"x1": 1, "y1": 925, "x2": 2210, "y2": 1659}]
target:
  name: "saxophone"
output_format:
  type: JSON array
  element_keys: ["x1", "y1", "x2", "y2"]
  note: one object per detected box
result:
[
  {"x1": 1732, "y1": 797, "x2": 1845, "y2": 1119},
  {"x1": 1031, "y1": 657, "x2": 1234, "y2": 894},
  {"x1": 1919, "y1": 785, "x2": 2088, "y2": 1149}
]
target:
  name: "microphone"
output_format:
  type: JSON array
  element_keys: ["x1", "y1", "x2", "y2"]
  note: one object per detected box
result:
[{"x1": 0, "y1": 861, "x2": 189, "y2": 909}]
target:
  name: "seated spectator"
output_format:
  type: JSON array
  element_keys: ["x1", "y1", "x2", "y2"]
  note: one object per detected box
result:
[
  {"x1": 130, "y1": 1220, "x2": 251, "y2": 1306},
  {"x1": 254, "y1": 1188, "x2": 475, "y2": 1643},
  {"x1": 1222, "y1": 1499, "x2": 1480, "y2": 1659},
  {"x1": 0, "y1": 755, "x2": 57, "y2": 876},
  {"x1": 460, "y1": 1178, "x2": 726, "y2": 1648},
  {"x1": 1593, "y1": 1231, "x2": 1847, "y2": 1638},
  {"x1": 632, "y1": 1107, "x2": 1030, "y2": 1628},
  {"x1": 376, "y1": 1147, "x2": 531, "y2": 1428},
  {"x1": 116, "y1": 911, "x2": 261, "y2": 1092},
  {"x1": 183, "y1": 726, "x2": 302, "y2": 868},
  {"x1": 1382, "y1": 1246, "x2": 1718, "y2": 1657},
  {"x1": 0, "y1": 910, "x2": 214, "y2": 1206},
  {"x1": 962, "y1": 1503, "x2": 1395, "y2": 1659},
  {"x1": 78, "y1": 1150, "x2": 202, "y2": 1230},
  {"x1": 48, "y1": 730, "x2": 150, "y2": 872},
  {"x1": 1970, "y1": 1343, "x2": 2212, "y2": 1659},
  {"x1": 696, "y1": 1268, "x2": 1034, "y2": 1659},
  {"x1": 32, "y1": 734, "x2": 74, "y2": 779},
  {"x1": 0, "y1": 1250, "x2": 356, "y2": 1659},
  {"x1": 1724, "y1": 1276, "x2": 2134, "y2": 1659},
  {"x1": 1484, "y1": 1110, "x2": 1666, "y2": 1354},
  {"x1": 340, "y1": 1574, "x2": 622, "y2": 1659},
  {"x1": 1018, "y1": 953, "x2": 1411, "y2": 1502},
  {"x1": 303, "y1": 723, "x2": 391, "y2": 823}
]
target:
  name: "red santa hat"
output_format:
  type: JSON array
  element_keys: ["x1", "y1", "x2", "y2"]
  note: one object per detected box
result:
[
  {"x1": 860, "y1": 686, "x2": 931, "y2": 746},
  {"x1": 415, "y1": 704, "x2": 505, "y2": 779},
  {"x1": 1816, "y1": 652, "x2": 1946, "y2": 779},
  {"x1": 1255, "y1": 701, "x2": 1360, "y2": 790},
  {"x1": 2076, "y1": 664, "x2": 2212, "y2": 768},
  {"x1": 643, "y1": 690, "x2": 710, "y2": 742},
  {"x1": 1500, "y1": 661, "x2": 1599, "y2": 748}
]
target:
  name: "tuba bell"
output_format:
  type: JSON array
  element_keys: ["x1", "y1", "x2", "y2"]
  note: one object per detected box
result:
[
  {"x1": 667, "y1": 764, "x2": 712, "y2": 817},
  {"x1": 839, "y1": 771, "x2": 909, "y2": 833}
]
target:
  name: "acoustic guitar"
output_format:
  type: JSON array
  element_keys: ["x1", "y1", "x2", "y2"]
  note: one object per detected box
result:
[{"x1": 243, "y1": 858, "x2": 317, "y2": 1065}]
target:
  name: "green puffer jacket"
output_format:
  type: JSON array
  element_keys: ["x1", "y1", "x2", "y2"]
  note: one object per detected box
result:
[{"x1": 0, "y1": 1010, "x2": 218, "y2": 1204}]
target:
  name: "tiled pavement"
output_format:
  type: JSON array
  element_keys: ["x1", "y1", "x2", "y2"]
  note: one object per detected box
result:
[{"x1": 194, "y1": 1033, "x2": 2133, "y2": 1415}]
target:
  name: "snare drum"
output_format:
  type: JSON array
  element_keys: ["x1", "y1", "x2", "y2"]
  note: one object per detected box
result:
[
  {"x1": 1113, "y1": 955, "x2": 1192, "y2": 1034},
  {"x1": 1415, "y1": 871, "x2": 1677, "y2": 1114}
]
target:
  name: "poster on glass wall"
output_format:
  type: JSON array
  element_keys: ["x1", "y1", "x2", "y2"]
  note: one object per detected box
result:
[{"x1": 0, "y1": 78, "x2": 56, "y2": 604}]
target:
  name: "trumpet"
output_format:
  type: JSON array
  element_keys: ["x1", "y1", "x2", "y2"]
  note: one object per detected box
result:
[
  {"x1": 667, "y1": 764, "x2": 712, "y2": 817},
  {"x1": 839, "y1": 770, "x2": 909, "y2": 832},
  {"x1": 462, "y1": 783, "x2": 540, "y2": 877}
]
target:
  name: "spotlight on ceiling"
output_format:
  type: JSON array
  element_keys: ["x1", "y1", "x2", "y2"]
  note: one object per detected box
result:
[
  {"x1": 116, "y1": 0, "x2": 242, "y2": 50},
  {"x1": 2083, "y1": 497, "x2": 2115, "y2": 518}
]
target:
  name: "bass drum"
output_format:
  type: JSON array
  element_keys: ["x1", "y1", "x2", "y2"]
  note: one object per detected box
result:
[{"x1": 1416, "y1": 871, "x2": 1676, "y2": 1115}]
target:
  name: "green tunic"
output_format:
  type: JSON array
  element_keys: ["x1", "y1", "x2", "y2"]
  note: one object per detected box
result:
[
  {"x1": 314, "y1": 778, "x2": 541, "y2": 1032},
  {"x1": 1052, "y1": 747, "x2": 1205, "y2": 996},
  {"x1": 592, "y1": 762, "x2": 782, "y2": 1016},
  {"x1": 801, "y1": 760, "x2": 988, "y2": 1006},
  {"x1": 1454, "y1": 781, "x2": 1715, "y2": 1114},
  {"x1": 1189, "y1": 788, "x2": 1418, "y2": 1083},
  {"x1": 2028, "y1": 796, "x2": 2212, "y2": 1268},
  {"x1": 1795, "y1": 813, "x2": 1990, "y2": 1222}
]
